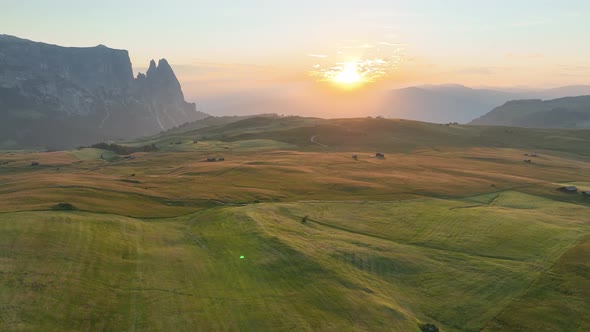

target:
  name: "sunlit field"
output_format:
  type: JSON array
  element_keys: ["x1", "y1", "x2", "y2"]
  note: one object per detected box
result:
[{"x1": 1, "y1": 117, "x2": 589, "y2": 331}]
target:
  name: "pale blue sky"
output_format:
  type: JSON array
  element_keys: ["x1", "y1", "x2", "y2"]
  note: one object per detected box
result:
[{"x1": 3, "y1": 0, "x2": 590, "y2": 96}]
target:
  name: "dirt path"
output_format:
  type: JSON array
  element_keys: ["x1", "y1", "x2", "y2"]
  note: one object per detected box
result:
[{"x1": 310, "y1": 135, "x2": 328, "y2": 148}]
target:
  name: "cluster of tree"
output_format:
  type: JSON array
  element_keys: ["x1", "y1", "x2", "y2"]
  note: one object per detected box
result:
[
  {"x1": 52, "y1": 202, "x2": 76, "y2": 211},
  {"x1": 87, "y1": 142, "x2": 158, "y2": 155}
]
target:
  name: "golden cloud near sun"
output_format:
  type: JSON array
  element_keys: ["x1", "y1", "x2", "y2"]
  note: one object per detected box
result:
[
  {"x1": 309, "y1": 53, "x2": 402, "y2": 88},
  {"x1": 307, "y1": 41, "x2": 404, "y2": 88}
]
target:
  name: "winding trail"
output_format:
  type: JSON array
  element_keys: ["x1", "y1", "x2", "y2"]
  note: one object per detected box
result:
[
  {"x1": 99, "y1": 111, "x2": 111, "y2": 128},
  {"x1": 310, "y1": 135, "x2": 328, "y2": 148}
]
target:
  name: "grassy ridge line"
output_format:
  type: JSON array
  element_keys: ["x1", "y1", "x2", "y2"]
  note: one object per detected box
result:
[
  {"x1": 202, "y1": 117, "x2": 590, "y2": 155},
  {"x1": 123, "y1": 116, "x2": 590, "y2": 156}
]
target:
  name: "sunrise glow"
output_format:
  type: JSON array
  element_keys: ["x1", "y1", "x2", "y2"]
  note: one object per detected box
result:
[
  {"x1": 333, "y1": 63, "x2": 362, "y2": 85},
  {"x1": 309, "y1": 50, "x2": 402, "y2": 90}
]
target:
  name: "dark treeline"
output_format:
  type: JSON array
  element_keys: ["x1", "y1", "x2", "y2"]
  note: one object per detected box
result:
[{"x1": 87, "y1": 142, "x2": 158, "y2": 155}]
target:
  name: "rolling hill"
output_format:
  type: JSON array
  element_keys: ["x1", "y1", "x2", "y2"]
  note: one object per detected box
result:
[
  {"x1": 139, "y1": 115, "x2": 590, "y2": 157},
  {"x1": 471, "y1": 96, "x2": 590, "y2": 128},
  {"x1": 1, "y1": 117, "x2": 590, "y2": 331}
]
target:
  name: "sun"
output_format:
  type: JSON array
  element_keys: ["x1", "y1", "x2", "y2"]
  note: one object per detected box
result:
[{"x1": 332, "y1": 62, "x2": 362, "y2": 85}]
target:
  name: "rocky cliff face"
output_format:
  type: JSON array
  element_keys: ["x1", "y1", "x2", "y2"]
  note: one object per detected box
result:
[
  {"x1": 0, "y1": 35, "x2": 207, "y2": 149},
  {"x1": 134, "y1": 59, "x2": 199, "y2": 129}
]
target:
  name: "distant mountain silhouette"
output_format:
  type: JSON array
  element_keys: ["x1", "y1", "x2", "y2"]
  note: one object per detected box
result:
[
  {"x1": 537, "y1": 85, "x2": 590, "y2": 100},
  {"x1": 470, "y1": 95, "x2": 590, "y2": 128},
  {"x1": 380, "y1": 84, "x2": 590, "y2": 123},
  {"x1": 195, "y1": 84, "x2": 590, "y2": 124},
  {"x1": 0, "y1": 35, "x2": 207, "y2": 149}
]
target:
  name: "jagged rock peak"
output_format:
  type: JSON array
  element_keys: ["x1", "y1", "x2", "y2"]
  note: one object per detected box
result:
[
  {"x1": 0, "y1": 35, "x2": 207, "y2": 149},
  {"x1": 155, "y1": 59, "x2": 179, "y2": 81},
  {"x1": 157, "y1": 58, "x2": 171, "y2": 69},
  {"x1": 146, "y1": 59, "x2": 157, "y2": 77}
]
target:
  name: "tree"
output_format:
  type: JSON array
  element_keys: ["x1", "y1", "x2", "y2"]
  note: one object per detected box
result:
[{"x1": 52, "y1": 202, "x2": 76, "y2": 211}]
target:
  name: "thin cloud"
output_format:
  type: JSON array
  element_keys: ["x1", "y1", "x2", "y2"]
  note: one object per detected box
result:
[
  {"x1": 504, "y1": 53, "x2": 545, "y2": 59},
  {"x1": 454, "y1": 67, "x2": 496, "y2": 76},
  {"x1": 309, "y1": 55, "x2": 403, "y2": 83},
  {"x1": 188, "y1": 61, "x2": 275, "y2": 70},
  {"x1": 342, "y1": 43, "x2": 375, "y2": 49},
  {"x1": 377, "y1": 41, "x2": 403, "y2": 46},
  {"x1": 307, "y1": 54, "x2": 328, "y2": 58},
  {"x1": 558, "y1": 65, "x2": 590, "y2": 71}
]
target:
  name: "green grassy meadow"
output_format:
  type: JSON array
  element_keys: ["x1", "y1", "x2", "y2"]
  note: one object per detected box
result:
[{"x1": 1, "y1": 117, "x2": 589, "y2": 331}]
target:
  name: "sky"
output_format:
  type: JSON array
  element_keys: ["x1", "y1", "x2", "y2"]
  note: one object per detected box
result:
[{"x1": 3, "y1": 0, "x2": 590, "y2": 111}]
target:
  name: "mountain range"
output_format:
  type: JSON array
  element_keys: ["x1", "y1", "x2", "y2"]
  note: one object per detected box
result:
[
  {"x1": 2, "y1": 34, "x2": 589, "y2": 149},
  {"x1": 0, "y1": 35, "x2": 207, "y2": 149},
  {"x1": 194, "y1": 83, "x2": 590, "y2": 125},
  {"x1": 380, "y1": 84, "x2": 590, "y2": 123},
  {"x1": 470, "y1": 95, "x2": 590, "y2": 128}
]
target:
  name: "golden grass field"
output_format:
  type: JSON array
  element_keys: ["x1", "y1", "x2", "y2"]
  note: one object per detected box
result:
[{"x1": 1, "y1": 117, "x2": 589, "y2": 331}]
